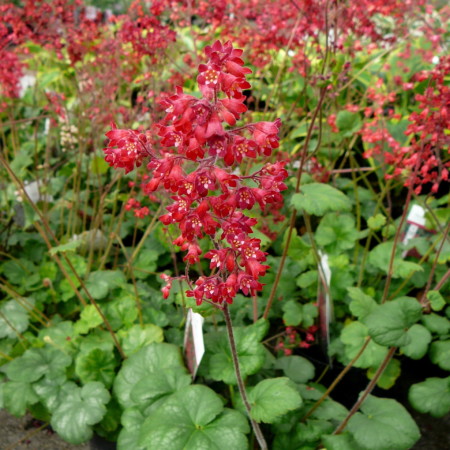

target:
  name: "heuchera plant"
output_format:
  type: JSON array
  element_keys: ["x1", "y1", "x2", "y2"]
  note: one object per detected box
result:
[
  {"x1": 103, "y1": 40, "x2": 288, "y2": 308},
  {"x1": 103, "y1": 40, "x2": 287, "y2": 448}
]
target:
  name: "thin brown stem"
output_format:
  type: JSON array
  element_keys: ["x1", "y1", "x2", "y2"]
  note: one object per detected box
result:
[
  {"x1": 115, "y1": 233, "x2": 143, "y2": 326},
  {"x1": 381, "y1": 183, "x2": 414, "y2": 304},
  {"x1": 223, "y1": 305, "x2": 268, "y2": 450},
  {"x1": 334, "y1": 347, "x2": 396, "y2": 435},
  {"x1": 0, "y1": 152, "x2": 126, "y2": 359},
  {"x1": 421, "y1": 221, "x2": 450, "y2": 303},
  {"x1": 433, "y1": 268, "x2": 450, "y2": 292},
  {"x1": 263, "y1": 211, "x2": 296, "y2": 319},
  {"x1": 302, "y1": 337, "x2": 371, "y2": 421},
  {"x1": 252, "y1": 294, "x2": 258, "y2": 323},
  {"x1": 263, "y1": 88, "x2": 327, "y2": 319}
]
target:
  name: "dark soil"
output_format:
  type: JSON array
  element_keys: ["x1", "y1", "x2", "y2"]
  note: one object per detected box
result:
[{"x1": 0, "y1": 411, "x2": 90, "y2": 450}]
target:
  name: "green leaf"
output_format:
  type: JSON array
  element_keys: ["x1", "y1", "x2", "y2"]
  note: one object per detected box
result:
[
  {"x1": 364, "y1": 297, "x2": 422, "y2": 347},
  {"x1": 0, "y1": 300, "x2": 31, "y2": 339},
  {"x1": 434, "y1": 235, "x2": 450, "y2": 264},
  {"x1": 3, "y1": 346, "x2": 71, "y2": 383},
  {"x1": 114, "y1": 343, "x2": 188, "y2": 409},
  {"x1": 297, "y1": 419, "x2": 333, "y2": 444},
  {"x1": 302, "y1": 303, "x2": 318, "y2": 328},
  {"x1": 51, "y1": 381, "x2": 110, "y2": 444},
  {"x1": 39, "y1": 261, "x2": 58, "y2": 279},
  {"x1": 394, "y1": 260, "x2": 424, "y2": 278},
  {"x1": 275, "y1": 355, "x2": 315, "y2": 383},
  {"x1": 49, "y1": 240, "x2": 81, "y2": 255},
  {"x1": 105, "y1": 295, "x2": 138, "y2": 329},
  {"x1": 262, "y1": 257, "x2": 303, "y2": 304},
  {"x1": 85, "y1": 270, "x2": 126, "y2": 300},
  {"x1": 133, "y1": 250, "x2": 159, "y2": 279},
  {"x1": 34, "y1": 378, "x2": 72, "y2": 412},
  {"x1": 347, "y1": 287, "x2": 378, "y2": 320},
  {"x1": 429, "y1": 340, "x2": 450, "y2": 371},
  {"x1": 368, "y1": 243, "x2": 423, "y2": 278},
  {"x1": 39, "y1": 321, "x2": 76, "y2": 350},
  {"x1": 367, "y1": 214, "x2": 386, "y2": 230},
  {"x1": 311, "y1": 398, "x2": 348, "y2": 422},
  {"x1": 75, "y1": 348, "x2": 117, "y2": 388},
  {"x1": 2, "y1": 380, "x2": 39, "y2": 416},
  {"x1": 60, "y1": 253, "x2": 87, "y2": 281},
  {"x1": 290, "y1": 183, "x2": 351, "y2": 216},
  {"x1": 129, "y1": 368, "x2": 191, "y2": 410},
  {"x1": 283, "y1": 228, "x2": 311, "y2": 261},
  {"x1": 367, "y1": 358, "x2": 401, "y2": 389},
  {"x1": 297, "y1": 383, "x2": 323, "y2": 401},
  {"x1": 336, "y1": 111, "x2": 362, "y2": 137},
  {"x1": 316, "y1": 213, "x2": 358, "y2": 253},
  {"x1": 427, "y1": 290, "x2": 446, "y2": 312},
  {"x1": 409, "y1": 377, "x2": 450, "y2": 418},
  {"x1": 97, "y1": 398, "x2": 121, "y2": 436},
  {"x1": 340, "y1": 321, "x2": 388, "y2": 368},
  {"x1": 39, "y1": 69, "x2": 61, "y2": 87},
  {"x1": 400, "y1": 324, "x2": 432, "y2": 359},
  {"x1": 90, "y1": 156, "x2": 110, "y2": 175},
  {"x1": 282, "y1": 300, "x2": 303, "y2": 326},
  {"x1": 117, "y1": 407, "x2": 146, "y2": 450},
  {"x1": 9, "y1": 152, "x2": 33, "y2": 176},
  {"x1": 78, "y1": 330, "x2": 114, "y2": 355},
  {"x1": 118, "y1": 324, "x2": 164, "y2": 355},
  {"x1": 297, "y1": 270, "x2": 317, "y2": 288},
  {"x1": 139, "y1": 385, "x2": 249, "y2": 450},
  {"x1": 207, "y1": 320, "x2": 268, "y2": 385},
  {"x1": 347, "y1": 395, "x2": 420, "y2": 450},
  {"x1": 421, "y1": 314, "x2": 450, "y2": 335},
  {"x1": 2, "y1": 260, "x2": 36, "y2": 285},
  {"x1": 74, "y1": 304, "x2": 104, "y2": 334},
  {"x1": 249, "y1": 377, "x2": 302, "y2": 423},
  {"x1": 322, "y1": 433, "x2": 359, "y2": 450}
]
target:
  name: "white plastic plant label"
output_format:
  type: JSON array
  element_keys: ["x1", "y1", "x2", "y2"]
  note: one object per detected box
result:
[
  {"x1": 402, "y1": 204, "x2": 426, "y2": 245},
  {"x1": 317, "y1": 251, "x2": 332, "y2": 361},
  {"x1": 183, "y1": 308, "x2": 205, "y2": 378},
  {"x1": 402, "y1": 204, "x2": 427, "y2": 258}
]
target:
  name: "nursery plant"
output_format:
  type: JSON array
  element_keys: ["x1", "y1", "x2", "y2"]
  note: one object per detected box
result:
[{"x1": 0, "y1": 1, "x2": 449, "y2": 449}]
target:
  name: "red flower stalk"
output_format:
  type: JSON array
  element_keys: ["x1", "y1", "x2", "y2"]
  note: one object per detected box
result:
[{"x1": 103, "y1": 40, "x2": 288, "y2": 307}]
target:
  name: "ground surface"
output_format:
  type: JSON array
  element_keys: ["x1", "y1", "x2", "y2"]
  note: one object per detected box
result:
[
  {"x1": 0, "y1": 407, "x2": 448, "y2": 449},
  {"x1": 0, "y1": 410, "x2": 90, "y2": 450}
]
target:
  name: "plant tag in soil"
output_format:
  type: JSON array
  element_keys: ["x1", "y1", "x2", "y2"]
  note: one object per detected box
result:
[
  {"x1": 183, "y1": 308, "x2": 205, "y2": 378},
  {"x1": 318, "y1": 251, "x2": 332, "y2": 361},
  {"x1": 402, "y1": 204, "x2": 434, "y2": 258}
]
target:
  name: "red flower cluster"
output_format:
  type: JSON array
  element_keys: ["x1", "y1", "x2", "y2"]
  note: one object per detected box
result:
[
  {"x1": 361, "y1": 56, "x2": 450, "y2": 194},
  {"x1": 0, "y1": 0, "x2": 178, "y2": 124},
  {"x1": 116, "y1": 6, "x2": 176, "y2": 64},
  {"x1": 149, "y1": 0, "x2": 430, "y2": 71},
  {"x1": 103, "y1": 40, "x2": 288, "y2": 306},
  {"x1": 0, "y1": 0, "x2": 79, "y2": 100},
  {"x1": 275, "y1": 325, "x2": 318, "y2": 356},
  {"x1": 104, "y1": 126, "x2": 153, "y2": 173}
]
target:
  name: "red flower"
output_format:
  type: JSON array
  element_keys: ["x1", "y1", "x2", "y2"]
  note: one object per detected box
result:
[
  {"x1": 103, "y1": 125, "x2": 151, "y2": 173},
  {"x1": 183, "y1": 242, "x2": 203, "y2": 265},
  {"x1": 102, "y1": 40, "x2": 288, "y2": 306}
]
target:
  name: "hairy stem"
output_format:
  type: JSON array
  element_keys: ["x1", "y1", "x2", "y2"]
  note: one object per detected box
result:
[
  {"x1": 223, "y1": 305, "x2": 268, "y2": 450},
  {"x1": 334, "y1": 347, "x2": 396, "y2": 434},
  {"x1": 302, "y1": 337, "x2": 371, "y2": 421}
]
